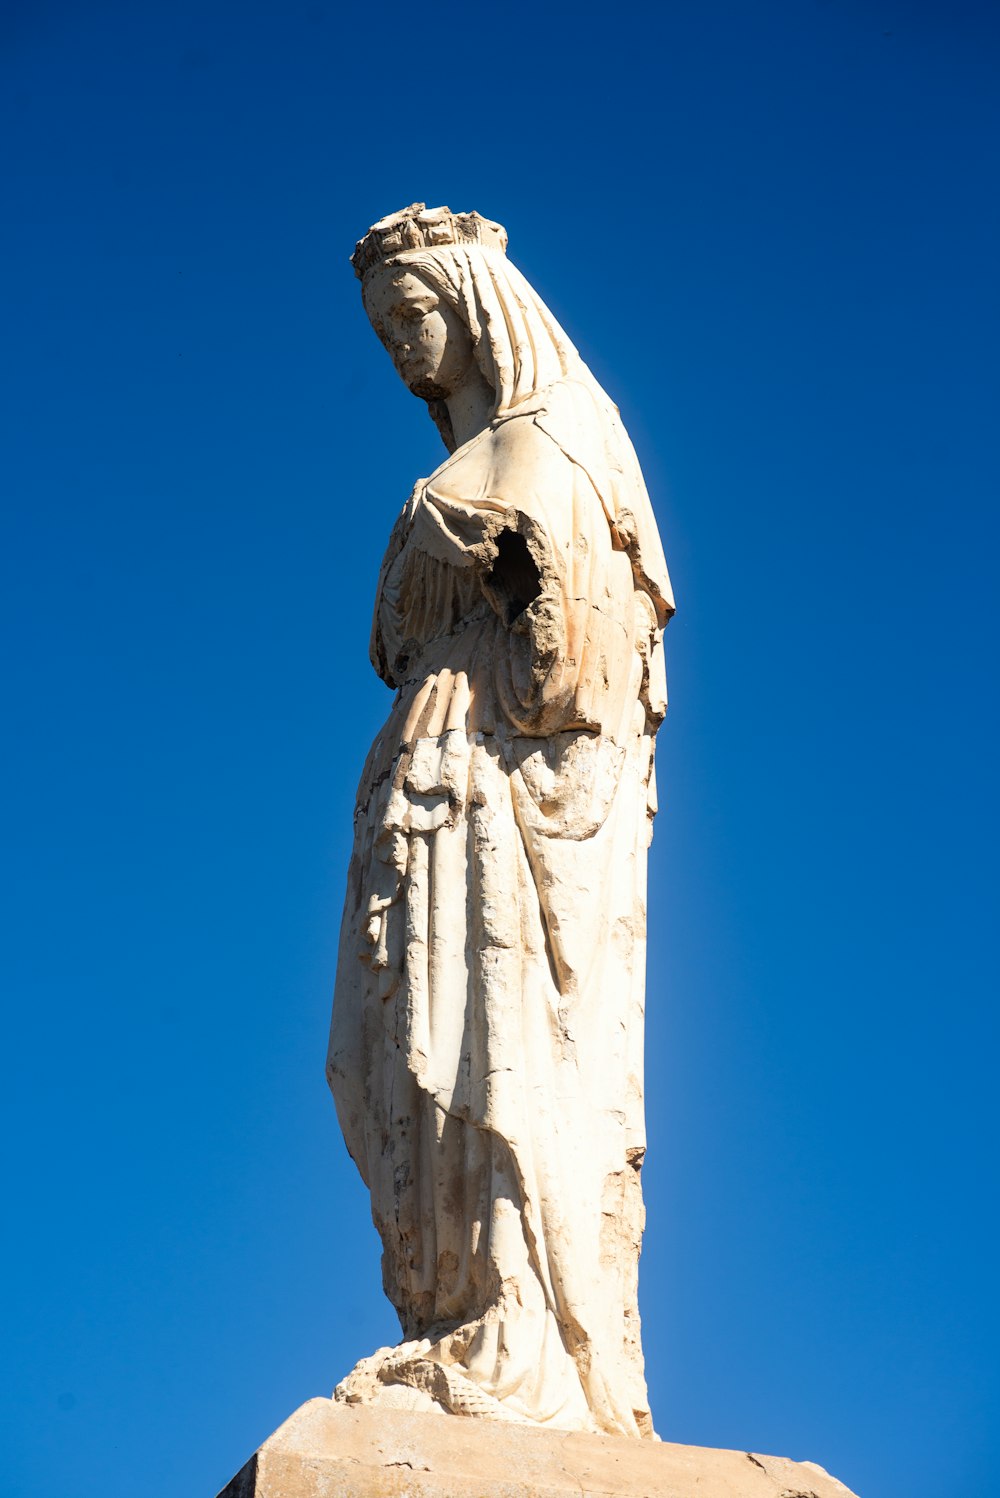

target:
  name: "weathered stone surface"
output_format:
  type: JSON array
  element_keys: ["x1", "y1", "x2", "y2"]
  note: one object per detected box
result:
[
  {"x1": 328, "y1": 203, "x2": 675, "y2": 1437},
  {"x1": 216, "y1": 1400, "x2": 859, "y2": 1498}
]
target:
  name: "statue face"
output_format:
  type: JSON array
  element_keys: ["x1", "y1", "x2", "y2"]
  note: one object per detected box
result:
[{"x1": 363, "y1": 267, "x2": 475, "y2": 401}]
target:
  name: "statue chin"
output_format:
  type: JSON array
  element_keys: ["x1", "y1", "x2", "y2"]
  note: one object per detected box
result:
[{"x1": 406, "y1": 373, "x2": 448, "y2": 402}]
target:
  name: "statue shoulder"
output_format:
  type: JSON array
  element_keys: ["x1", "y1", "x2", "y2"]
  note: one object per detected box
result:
[{"x1": 487, "y1": 402, "x2": 577, "y2": 495}]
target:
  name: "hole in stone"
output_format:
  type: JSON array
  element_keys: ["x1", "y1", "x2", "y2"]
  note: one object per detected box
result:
[{"x1": 487, "y1": 530, "x2": 542, "y2": 625}]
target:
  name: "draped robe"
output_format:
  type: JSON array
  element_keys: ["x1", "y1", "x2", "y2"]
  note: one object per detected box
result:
[{"x1": 328, "y1": 377, "x2": 670, "y2": 1438}]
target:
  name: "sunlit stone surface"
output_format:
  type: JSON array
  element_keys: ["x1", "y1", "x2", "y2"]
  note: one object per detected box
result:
[
  {"x1": 217, "y1": 202, "x2": 860, "y2": 1498},
  {"x1": 216, "y1": 1400, "x2": 860, "y2": 1498},
  {"x1": 326, "y1": 205, "x2": 674, "y2": 1438}
]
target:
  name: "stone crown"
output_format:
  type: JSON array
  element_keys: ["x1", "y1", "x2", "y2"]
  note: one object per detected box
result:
[{"x1": 352, "y1": 203, "x2": 508, "y2": 281}]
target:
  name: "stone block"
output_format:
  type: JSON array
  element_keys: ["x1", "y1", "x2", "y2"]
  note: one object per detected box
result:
[{"x1": 216, "y1": 1399, "x2": 859, "y2": 1497}]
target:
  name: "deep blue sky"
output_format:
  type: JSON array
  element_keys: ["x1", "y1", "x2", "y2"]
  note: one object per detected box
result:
[{"x1": 3, "y1": 2, "x2": 998, "y2": 1495}]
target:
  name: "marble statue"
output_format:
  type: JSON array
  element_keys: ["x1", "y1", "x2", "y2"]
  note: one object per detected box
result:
[{"x1": 327, "y1": 204, "x2": 674, "y2": 1440}]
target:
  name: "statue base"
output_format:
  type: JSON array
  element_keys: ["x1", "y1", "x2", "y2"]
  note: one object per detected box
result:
[{"x1": 216, "y1": 1398, "x2": 859, "y2": 1497}]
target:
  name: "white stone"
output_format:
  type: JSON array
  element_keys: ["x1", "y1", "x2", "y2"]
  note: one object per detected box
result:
[
  {"x1": 217, "y1": 1400, "x2": 861, "y2": 1498},
  {"x1": 326, "y1": 205, "x2": 675, "y2": 1439}
]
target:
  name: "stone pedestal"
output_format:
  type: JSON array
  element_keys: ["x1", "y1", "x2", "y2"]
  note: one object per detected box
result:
[{"x1": 216, "y1": 1399, "x2": 859, "y2": 1497}]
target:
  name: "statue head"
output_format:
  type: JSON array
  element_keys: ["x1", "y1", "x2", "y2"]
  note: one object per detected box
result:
[
  {"x1": 353, "y1": 203, "x2": 579, "y2": 444},
  {"x1": 351, "y1": 203, "x2": 674, "y2": 623},
  {"x1": 354, "y1": 204, "x2": 509, "y2": 416}
]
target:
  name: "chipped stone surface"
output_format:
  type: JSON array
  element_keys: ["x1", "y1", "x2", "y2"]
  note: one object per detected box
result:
[
  {"x1": 216, "y1": 1400, "x2": 861, "y2": 1498},
  {"x1": 326, "y1": 205, "x2": 674, "y2": 1436}
]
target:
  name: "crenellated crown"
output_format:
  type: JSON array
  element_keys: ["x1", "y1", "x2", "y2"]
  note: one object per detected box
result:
[{"x1": 352, "y1": 203, "x2": 508, "y2": 281}]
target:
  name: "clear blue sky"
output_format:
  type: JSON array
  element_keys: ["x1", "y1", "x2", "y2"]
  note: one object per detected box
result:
[{"x1": 3, "y1": 2, "x2": 998, "y2": 1495}]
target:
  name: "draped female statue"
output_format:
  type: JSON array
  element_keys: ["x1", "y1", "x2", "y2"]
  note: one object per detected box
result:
[{"x1": 327, "y1": 204, "x2": 674, "y2": 1439}]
